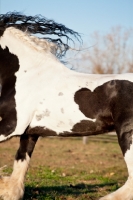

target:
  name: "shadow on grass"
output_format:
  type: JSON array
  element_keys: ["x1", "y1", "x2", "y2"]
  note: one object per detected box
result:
[{"x1": 24, "y1": 181, "x2": 118, "y2": 200}]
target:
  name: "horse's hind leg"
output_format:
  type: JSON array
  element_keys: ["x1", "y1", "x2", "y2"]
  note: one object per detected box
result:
[
  {"x1": 0, "y1": 133, "x2": 39, "y2": 200},
  {"x1": 100, "y1": 128, "x2": 133, "y2": 200}
]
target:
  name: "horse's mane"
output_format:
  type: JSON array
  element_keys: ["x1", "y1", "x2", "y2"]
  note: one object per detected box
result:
[{"x1": 0, "y1": 12, "x2": 81, "y2": 59}]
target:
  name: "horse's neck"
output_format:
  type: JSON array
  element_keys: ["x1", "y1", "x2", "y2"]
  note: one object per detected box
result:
[
  {"x1": 0, "y1": 27, "x2": 97, "y2": 80},
  {"x1": 0, "y1": 27, "x2": 128, "y2": 89}
]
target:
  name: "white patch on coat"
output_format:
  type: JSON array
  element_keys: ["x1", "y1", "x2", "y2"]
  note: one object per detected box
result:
[
  {"x1": 124, "y1": 136, "x2": 133, "y2": 179},
  {"x1": 0, "y1": 134, "x2": 7, "y2": 142},
  {"x1": 1, "y1": 27, "x2": 133, "y2": 140},
  {"x1": 11, "y1": 153, "x2": 30, "y2": 182},
  {"x1": 0, "y1": 154, "x2": 30, "y2": 200}
]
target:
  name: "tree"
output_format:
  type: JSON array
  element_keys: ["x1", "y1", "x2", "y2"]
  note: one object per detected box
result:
[{"x1": 73, "y1": 27, "x2": 133, "y2": 74}]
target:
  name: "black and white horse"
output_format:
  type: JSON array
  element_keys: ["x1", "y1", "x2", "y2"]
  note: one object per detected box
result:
[{"x1": 0, "y1": 12, "x2": 133, "y2": 200}]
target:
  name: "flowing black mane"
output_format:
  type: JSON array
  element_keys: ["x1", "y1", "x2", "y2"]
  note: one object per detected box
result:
[{"x1": 0, "y1": 12, "x2": 81, "y2": 58}]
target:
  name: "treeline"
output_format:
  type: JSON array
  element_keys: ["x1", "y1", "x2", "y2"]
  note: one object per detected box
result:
[{"x1": 71, "y1": 27, "x2": 133, "y2": 74}]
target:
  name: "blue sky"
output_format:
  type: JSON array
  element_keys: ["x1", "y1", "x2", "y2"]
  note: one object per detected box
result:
[{"x1": 0, "y1": 0, "x2": 132, "y2": 42}]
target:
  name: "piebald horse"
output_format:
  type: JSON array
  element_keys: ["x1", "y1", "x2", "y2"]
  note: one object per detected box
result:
[{"x1": 0, "y1": 12, "x2": 133, "y2": 200}]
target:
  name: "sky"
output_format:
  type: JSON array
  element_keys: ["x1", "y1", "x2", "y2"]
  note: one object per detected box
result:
[{"x1": 0, "y1": 0, "x2": 132, "y2": 43}]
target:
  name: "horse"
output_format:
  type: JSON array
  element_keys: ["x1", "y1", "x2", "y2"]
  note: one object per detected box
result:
[{"x1": 0, "y1": 12, "x2": 133, "y2": 200}]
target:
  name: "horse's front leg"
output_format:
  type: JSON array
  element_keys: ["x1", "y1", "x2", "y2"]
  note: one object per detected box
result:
[
  {"x1": 0, "y1": 133, "x2": 39, "y2": 200},
  {"x1": 100, "y1": 129, "x2": 133, "y2": 200}
]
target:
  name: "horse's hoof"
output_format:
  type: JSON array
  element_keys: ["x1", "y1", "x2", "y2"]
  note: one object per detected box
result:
[{"x1": 0, "y1": 176, "x2": 24, "y2": 200}]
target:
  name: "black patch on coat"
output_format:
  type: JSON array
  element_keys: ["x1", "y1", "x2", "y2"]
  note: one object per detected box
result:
[
  {"x1": 109, "y1": 80, "x2": 133, "y2": 155},
  {"x1": 0, "y1": 45, "x2": 19, "y2": 137},
  {"x1": 74, "y1": 82, "x2": 116, "y2": 134},
  {"x1": 27, "y1": 126, "x2": 57, "y2": 136},
  {"x1": 0, "y1": 23, "x2": 5, "y2": 37},
  {"x1": 0, "y1": 29, "x2": 4, "y2": 37},
  {"x1": 118, "y1": 130, "x2": 133, "y2": 155},
  {"x1": 15, "y1": 133, "x2": 39, "y2": 161}
]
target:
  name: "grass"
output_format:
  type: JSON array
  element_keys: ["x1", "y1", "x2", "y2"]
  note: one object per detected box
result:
[{"x1": 0, "y1": 135, "x2": 127, "y2": 200}]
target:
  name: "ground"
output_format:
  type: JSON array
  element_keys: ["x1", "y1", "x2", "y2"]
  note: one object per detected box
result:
[{"x1": 0, "y1": 134, "x2": 127, "y2": 200}]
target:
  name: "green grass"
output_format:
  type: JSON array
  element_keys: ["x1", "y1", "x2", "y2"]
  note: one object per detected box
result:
[{"x1": 0, "y1": 135, "x2": 127, "y2": 200}]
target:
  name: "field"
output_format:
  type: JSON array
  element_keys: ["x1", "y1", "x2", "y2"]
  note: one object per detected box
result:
[{"x1": 0, "y1": 134, "x2": 127, "y2": 200}]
